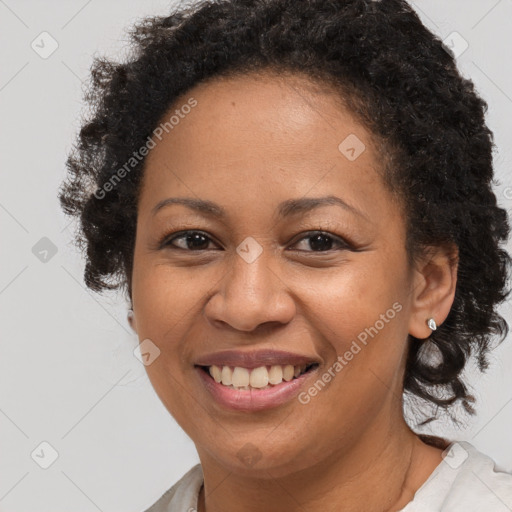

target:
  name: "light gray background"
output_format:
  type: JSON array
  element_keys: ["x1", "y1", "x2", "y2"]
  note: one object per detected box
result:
[{"x1": 0, "y1": 1, "x2": 511, "y2": 510}]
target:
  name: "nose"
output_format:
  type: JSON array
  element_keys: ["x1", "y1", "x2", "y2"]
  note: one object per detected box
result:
[{"x1": 204, "y1": 248, "x2": 296, "y2": 333}]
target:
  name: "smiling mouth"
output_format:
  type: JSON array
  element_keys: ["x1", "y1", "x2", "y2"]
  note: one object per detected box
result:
[{"x1": 197, "y1": 362, "x2": 319, "y2": 390}]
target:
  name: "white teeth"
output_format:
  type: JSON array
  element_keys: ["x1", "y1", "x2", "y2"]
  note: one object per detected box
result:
[
  {"x1": 209, "y1": 365, "x2": 222, "y2": 383},
  {"x1": 221, "y1": 366, "x2": 233, "y2": 386},
  {"x1": 207, "y1": 363, "x2": 315, "y2": 389},
  {"x1": 249, "y1": 366, "x2": 269, "y2": 388},
  {"x1": 232, "y1": 367, "x2": 250, "y2": 387},
  {"x1": 283, "y1": 364, "x2": 295, "y2": 381},
  {"x1": 268, "y1": 365, "x2": 283, "y2": 385}
]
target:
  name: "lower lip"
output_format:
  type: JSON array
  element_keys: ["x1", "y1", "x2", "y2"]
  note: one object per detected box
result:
[{"x1": 195, "y1": 366, "x2": 319, "y2": 411}]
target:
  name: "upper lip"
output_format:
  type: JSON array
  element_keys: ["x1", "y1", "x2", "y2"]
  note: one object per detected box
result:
[{"x1": 195, "y1": 349, "x2": 321, "y2": 369}]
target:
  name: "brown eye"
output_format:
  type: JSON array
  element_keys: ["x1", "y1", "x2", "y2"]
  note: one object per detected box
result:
[
  {"x1": 164, "y1": 230, "x2": 219, "y2": 251},
  {"x1": 290, "y1": 231, "x2": 350, "y2": 252}
]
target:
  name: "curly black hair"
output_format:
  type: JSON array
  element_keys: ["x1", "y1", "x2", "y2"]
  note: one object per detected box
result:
[{"x1": 59, "y1": 0, "x2": 511, "y2": 424}]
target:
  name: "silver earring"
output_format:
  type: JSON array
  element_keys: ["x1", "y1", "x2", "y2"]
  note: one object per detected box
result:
[
  {"x1": 127, "y1": 309, "x2": 134, "y2": 322},
  {"x1": 427, "y1": 318, "x2": 437, "y2": 331}
]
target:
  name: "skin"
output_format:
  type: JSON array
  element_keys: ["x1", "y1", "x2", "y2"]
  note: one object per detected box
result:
[{"x1": 129, "y1": 71, "x2": 459, "y2": 512}]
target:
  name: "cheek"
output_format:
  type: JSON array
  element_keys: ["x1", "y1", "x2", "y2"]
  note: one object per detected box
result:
[
  {"x1": 131, "y1": 263, "x2": 205, "y2": 420},
  {"x1": 133, "y1": 247, "x2": 409, "y2": 358},
  {"x1": 295, "y1": 258, "x2": 407, "y2": 343},
  {"x1": 132, "y1": 263, "x2": 214, "y2": 338},
  {"x1": 294, "y1": 256, "x2": 410, "y2": 401}
]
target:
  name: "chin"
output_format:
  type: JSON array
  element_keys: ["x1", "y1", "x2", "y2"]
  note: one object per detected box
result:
[{"x1": 205, "y1": 437, "x2": 326, "y2": 479}]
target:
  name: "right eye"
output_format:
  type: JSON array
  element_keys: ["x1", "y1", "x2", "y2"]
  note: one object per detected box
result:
[{"x1": 162, "y1": 230, "x2": 221, "y2": 251}]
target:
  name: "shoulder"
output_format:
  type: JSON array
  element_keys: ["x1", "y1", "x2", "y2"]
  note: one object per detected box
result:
[
  {"x1": 402, "y1": 441, "x2": 512, "y2": 512},
  {"x1": 444, "y1": 442, "x2": 512, "y2": 510},
  {"x1": 141, "y1": 464, "x2": 203, "y2": 512}
]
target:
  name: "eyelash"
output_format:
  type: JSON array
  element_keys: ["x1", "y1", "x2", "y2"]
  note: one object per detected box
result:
[{"x1": 159, "y1": 229, "x2": 352, "y2": 253}]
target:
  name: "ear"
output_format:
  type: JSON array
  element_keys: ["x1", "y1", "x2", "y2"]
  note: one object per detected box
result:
[
  {"x1": 127, "y1": 309, "x2": 138, "y2": 333},
  {"x1": 408, "y1": 243, "x2": 458, "y2": 339}
]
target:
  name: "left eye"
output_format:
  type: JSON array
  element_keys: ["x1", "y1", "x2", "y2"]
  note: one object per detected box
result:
[
  {"x1": 290, "y1": 231, "x2": 348, "y2": 252},
  {"x1": 163, "y1": 230, "x2": 348, "y2": 252}
]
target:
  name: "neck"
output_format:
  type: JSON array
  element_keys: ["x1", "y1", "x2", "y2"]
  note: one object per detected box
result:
[{"x1": 197, "y1": 415, "x2": 441, "y2": 512}]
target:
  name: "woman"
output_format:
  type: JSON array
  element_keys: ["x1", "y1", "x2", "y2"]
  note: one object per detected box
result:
[{"x1": 59, "y1": 0, "x2": 512, "y2": 510}]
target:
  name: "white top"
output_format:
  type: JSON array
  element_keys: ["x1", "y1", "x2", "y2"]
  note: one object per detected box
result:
[{"x1": 142, "y1": 441, "x2": 512, "y2": 511}]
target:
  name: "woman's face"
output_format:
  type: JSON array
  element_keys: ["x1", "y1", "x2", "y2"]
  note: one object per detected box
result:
[{"x1": 130, "y1": 72, "x2": 428, "y2": 477}]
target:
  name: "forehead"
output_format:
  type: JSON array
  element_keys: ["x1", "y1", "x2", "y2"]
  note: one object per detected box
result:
[{"x1": 138, "y1": 71, "x2": 396, "y2": 225}]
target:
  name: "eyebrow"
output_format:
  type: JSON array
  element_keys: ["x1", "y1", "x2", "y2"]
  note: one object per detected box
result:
[{"x1": 151, "y1": 195, "x2": 368, "y2": 221}]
